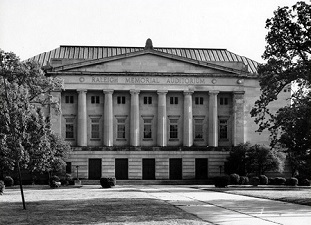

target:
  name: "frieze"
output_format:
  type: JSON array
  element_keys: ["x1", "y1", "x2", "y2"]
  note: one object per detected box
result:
[{"x1": 79, "y1": 76, "x2": 206, "y2": 85}]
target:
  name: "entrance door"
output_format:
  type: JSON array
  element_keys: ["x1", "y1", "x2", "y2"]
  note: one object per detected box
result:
[
  {"x1": 195, "y1": 158, "x2": 208, "y2": 179},
  {"x1": 89, "y1": 159, "x2": 102, "y2": 180},
  {"x1": 115, "y1": 158, "x2": 128, "y2": 180},
  {"x1": 169, "y1": 158, "x2": 182, "y2": 180},
  {"x1": 143, "y1": 159, "x2": 155, "y2": 180}
]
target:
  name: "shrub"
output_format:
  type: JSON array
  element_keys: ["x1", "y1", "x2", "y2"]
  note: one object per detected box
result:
[
  {"x1": 214, "y1": 175, "x2": 230, "y2": 188},
  {"x1": 299, "y1": 179, "x2": 310, "y2": 186},
  {"x1": 268, "y1": 177, "x2": 275, "y2": 185},
  {"x1": 49, "y1": 175, "x2": 61, "y2": 188},
  {"x1": 229, "y1": 173, "x2": 240, "y2": 185},
  {"x1": 274, "y1": 177, "x2": 286, "y2": 185},
  {"x1": 250, "y1": 176, "x2": 260, "y2": 186},
  {"x1": 239, "y1": 176, "x2": 249, "y2": 185},
  {"x1": 61, "y1": 174, "x2": 74, "y2": 186},
  {"x1": 259, "y1": 175, "x2": 268, "y2": 185},
  {"x1": 4, "y1": 176, "x2": 14, "y2": 187},
  {"x1": 0, "y1": 180, "x2": 4, "y2": 195},
  {"x1": 100, "y1": 177, "x2": 116, "y2": 188},
  {"x1": 286, "y1": 177, "x2": 298, "y2": 186}
]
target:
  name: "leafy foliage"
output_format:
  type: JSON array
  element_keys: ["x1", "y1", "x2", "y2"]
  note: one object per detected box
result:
[
  {"x1": 226, "y1": 143, "x2": 285, "y2": 176},
  {"x1": 0, "y1": 49, "x2": 70, "y2": 179},
  {"x1": 250, "y1": 1, "x2": 311, "y2": 178}
]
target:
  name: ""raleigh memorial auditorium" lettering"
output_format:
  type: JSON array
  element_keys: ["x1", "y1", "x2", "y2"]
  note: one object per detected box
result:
[{"x1": 90, "y1": 76, "x2": 205, "y2": 84}]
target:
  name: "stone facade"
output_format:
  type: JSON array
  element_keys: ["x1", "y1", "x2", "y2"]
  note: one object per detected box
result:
[{"x1": 31, "y1": 40, "x2": 290, "y2": 180}]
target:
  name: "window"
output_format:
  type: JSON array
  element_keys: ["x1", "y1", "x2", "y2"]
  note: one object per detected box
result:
[
  {"x1": 169, "y1": 119, "x2": 179, "y2": 139},
  {"x1": 117, "y1": 96, "x2": 126, "y2": 104},
  {"x1": 65, "y1": 95, "x2": 74, "y2": 104},
  {"x1": 91, "y1": 96, "x2": 100, "y2": 104},
  {"x1": 116, "y1": 117, "x2": 126, "y2": 139},
  {"x1": 220, "y1": 97, "x2": 229, "y2": 105},
  {"x1": 90, "y1": 118, "x2": 100, "y2": 139},
  {"x1": 170, "y1": 97, "x2": 178, "y2": 105},
  {"x1": 194, "y1": 119, "x2": 204, "y2": 139},
  {"x1": 143, "y1": 96, "x2": 152, "y2": 104},
  {"x1": 65, "y1": 117, "x2": 75, "y2": 139},
  {"x1": 195, "y1": 97, "x2": 204, "y2": 105},
  {"x1": 219, "y1": 119, "x2": 228, "y2": 139},
  {"x1": 143, "y1": 118, "x2": 153, "y2": 139}
]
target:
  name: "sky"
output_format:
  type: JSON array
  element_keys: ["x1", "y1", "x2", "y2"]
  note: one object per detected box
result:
[{"x1": 0, "y1": 0, "x2": 299, "y2": 63}]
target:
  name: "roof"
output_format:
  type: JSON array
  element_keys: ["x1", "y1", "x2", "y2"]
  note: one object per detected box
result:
[{"x1": 28, "y1": 45, "x2": 258, "y2": 74}]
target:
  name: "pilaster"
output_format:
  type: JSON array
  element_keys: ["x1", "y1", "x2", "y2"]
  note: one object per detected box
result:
[{"x1": 233, "y1": 91, "x2": 245, "y2": 145}]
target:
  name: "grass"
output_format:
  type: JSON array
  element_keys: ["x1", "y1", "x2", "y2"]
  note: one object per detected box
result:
[
  {"x1": 211, "y1": 186, "x2": 311, "y2": 206},
  {"x1": 0, "y1": 186, "x2": 207, "y2": 225}
]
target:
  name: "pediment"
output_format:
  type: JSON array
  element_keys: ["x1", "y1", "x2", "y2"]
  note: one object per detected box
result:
[{"x1": 50, "y1": 50, "x2": 247, "y2": 75}]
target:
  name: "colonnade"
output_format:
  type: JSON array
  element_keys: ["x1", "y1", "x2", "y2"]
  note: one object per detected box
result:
[{"x1": 73, "y1": 89, "x2": 244, "y2": 147}]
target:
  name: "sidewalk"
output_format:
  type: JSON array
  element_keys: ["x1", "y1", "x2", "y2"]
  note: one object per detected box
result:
[{"x1": 137, "y1": 185, "x2": 311, "y2": 225}]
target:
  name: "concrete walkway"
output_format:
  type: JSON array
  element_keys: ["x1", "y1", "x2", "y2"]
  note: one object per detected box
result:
[{"x1": 137, "y1": 185, "x2": 311, "y2": 225}]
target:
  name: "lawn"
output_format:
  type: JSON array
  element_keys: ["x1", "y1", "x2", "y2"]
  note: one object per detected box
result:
[
  {"x1": 0, "y1": 186, "x2": 207, "y2": 225},
  {"x1": 212, "y1": 186, "x2": 311, "y2": 206}
]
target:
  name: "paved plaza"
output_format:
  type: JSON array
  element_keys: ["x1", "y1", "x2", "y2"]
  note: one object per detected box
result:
[{"x1": 137, "y1": 185, "x2": 311, "y2": 225}]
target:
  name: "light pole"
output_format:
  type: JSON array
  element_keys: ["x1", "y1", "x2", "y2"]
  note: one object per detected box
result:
[{"x1": 76, "y1": 165, "x2": 79, "y2": 180}]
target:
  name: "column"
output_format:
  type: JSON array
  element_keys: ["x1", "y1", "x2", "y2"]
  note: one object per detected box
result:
[
  {"x1": 183, "y1": 91, "x2": 194, "y2": 147},
  {"x1": 77, "y1": 89, "x2": 87, "y2": 146},
  {"x1": 130, "y1": 90, "x2": 140, "y2": 146},
  {"x1": 208, "y1": 91, "x2": 219, "y2": 147},
  {"x1": 157, "y1": 91, "x2": 168, "y2": 146},
  {"x1": 49, "y1": 90, "x2": 62, "y2": 135},
  {"x1": 103, "y1": 90, "x2": 114, "y2": 146},
  {"x1": 233, "y1": 91, "x2": 245, "y2": 145}
]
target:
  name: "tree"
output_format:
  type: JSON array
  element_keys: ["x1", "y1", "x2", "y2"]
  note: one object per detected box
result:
[
  {"x1": 250, "y1": 1, "x2": 311, "y2": 177},
  {"x1": 225, "y1": 143, "x2": 285, "y2": 176},
  {"x1": 0, "y1": 49, "x2": 70, "y2": 209},
  {"x1": 245, "y1": 144, "x2": 285, "y2": 176}
]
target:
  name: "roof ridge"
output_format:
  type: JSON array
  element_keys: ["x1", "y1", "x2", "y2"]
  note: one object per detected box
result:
[{"x1": 58, "y1": 45, "x2": 227, "y2": 51}]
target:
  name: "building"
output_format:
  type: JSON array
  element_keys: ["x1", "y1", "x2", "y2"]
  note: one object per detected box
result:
[{"x1": 30, "y1": 39, "x2": 289, "y2": 181}]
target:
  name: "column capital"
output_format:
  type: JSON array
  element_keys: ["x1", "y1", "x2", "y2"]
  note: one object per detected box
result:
[
  {"x1": 103, "y1": 89, "x2": 114, "y2": 94},
  {"x1": 209, "y1": 90, "x2": 219, "y2": 95},
  {"x1": 183, "y1": 90, "x2": 194, "y2": 95},
  {"x1": 157, "y1": 90, "x2": 168, "y2": 95},
  {"x1": 77, "y1": 89, "x2": 87, "y2": 93},
  {"x1": 130, "y1": 89, "x2": 140, "y2": 95}
]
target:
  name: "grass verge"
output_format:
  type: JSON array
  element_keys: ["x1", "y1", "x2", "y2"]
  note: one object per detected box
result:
[{"x1": 0, "y1": 186, "x2": 207, "y2": 225}]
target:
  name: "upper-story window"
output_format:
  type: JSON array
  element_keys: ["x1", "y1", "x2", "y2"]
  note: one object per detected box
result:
[
  {"x1": 65, "y1": 117, "x2": 75, "y2": 139},
  {"x1": 194, "y1": 119, "x2": 204, "y2": 139},
  {"x1": 143, "y1": 118, "x2": 152, "y2": 139},
  {"x1": 195, "y1": 97, "x2": 204, "y2": 105},
  {"x1": 65, "y1": 95, "x2": 74, "y2": 104},
  {"x1": 143, "y1": 96, "x2": 152, "y2": 104},
  {"x1": 90, "y1": 117, "x2": 100, "y2": 139},
  {"x1": 170, "y1": 97, "x2": 178, "y2": 105},
  {"x1": 91, "y1": 96, "x2": 100, "y2": 104},
  {"x1": 220, "y1": 97, "x2": 229, "y2": 105},
  {"x1": 219, "y1": 119, "x2": 228, "y2": 139},
  {"x1": 117, "y1": 96, "x2": 126, "y2": 104},
  {"x1": 169, "y1": 119, "x2": 179, "y2": 139},
  {"x1": 116, "y1": 117, "x2": 126, "y2": 139}
]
